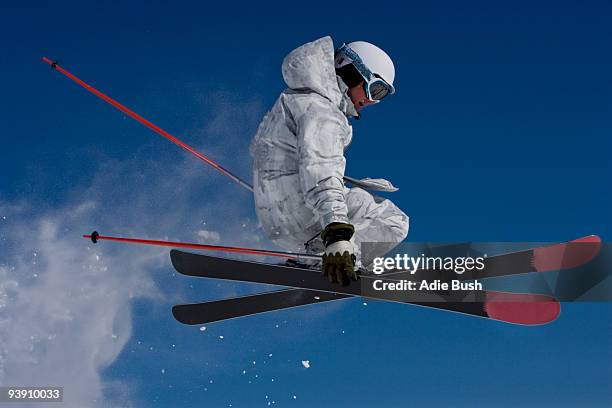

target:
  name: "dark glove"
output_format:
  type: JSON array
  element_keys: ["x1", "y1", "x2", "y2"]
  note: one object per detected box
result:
[{"x1": 321, "y1": 223, "x2": 357, "y2": 286}]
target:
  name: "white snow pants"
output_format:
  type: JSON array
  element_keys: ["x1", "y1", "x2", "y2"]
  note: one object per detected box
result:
[
  {"x1": 261, "y1": 187, "x2": 409, "y2": 266},
  {"x1": 341, "y1": 187, "x2": 409, "y2": 266}
]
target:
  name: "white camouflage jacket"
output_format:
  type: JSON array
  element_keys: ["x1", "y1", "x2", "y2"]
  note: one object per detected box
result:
[{"x1": 250, "y1": 36, "x2": 359, "y2": 245}]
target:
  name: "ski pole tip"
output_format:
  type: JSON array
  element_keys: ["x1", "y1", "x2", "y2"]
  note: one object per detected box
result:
[{"x1": 41, "y1": 57, "x2": 58, "y2": 69}]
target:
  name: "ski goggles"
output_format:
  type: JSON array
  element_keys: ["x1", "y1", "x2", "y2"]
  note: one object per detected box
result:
[{"x1": 336, "y1": 43, "x2": 395, "y2": 102}]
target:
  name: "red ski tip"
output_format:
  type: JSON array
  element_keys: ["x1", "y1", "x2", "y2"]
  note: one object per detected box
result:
[
  {"x1": 533, "y1": 235, "x2": 601, "y2": 272},
  {"x1": 485, "y1": 292, "x2": 560, "y2": 325}
]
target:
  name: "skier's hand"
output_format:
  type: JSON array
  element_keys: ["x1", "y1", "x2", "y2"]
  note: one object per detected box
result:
[
  {"x1": 321, "y1": 223, "x2": 358, "y2": 286},
  {"x1": 323, "y1": 241, "x2": 357, "y2": 286}
]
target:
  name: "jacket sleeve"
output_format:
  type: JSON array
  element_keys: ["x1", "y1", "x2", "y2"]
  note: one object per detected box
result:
[{"x1": 296, "y1": 99, "x2": 350, "y2": 228}]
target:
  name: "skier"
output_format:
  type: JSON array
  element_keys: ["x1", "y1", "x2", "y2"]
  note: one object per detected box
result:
[{"x1": 250, "y1": 36, "x2": 409, "y2": 286}]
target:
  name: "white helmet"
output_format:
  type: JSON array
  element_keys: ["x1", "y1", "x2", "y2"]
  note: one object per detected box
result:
[{"x1": 335, "y1": 41, "x2": 396, "y2": 100}]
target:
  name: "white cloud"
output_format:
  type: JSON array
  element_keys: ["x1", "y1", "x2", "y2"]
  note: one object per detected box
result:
[
  {"x1": 0, "y1": 205, "x2": 162, "y2": 407},
  {"x1": 0, "y1": 127, "x2": 265, "y2": 406},
  {"x1": 196, "y1": 229, "x2": 221, "y2": 242}
]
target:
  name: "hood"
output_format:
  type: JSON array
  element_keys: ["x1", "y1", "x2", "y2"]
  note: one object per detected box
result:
[{"x1": 282, "y1": 36, "x2": 356, "y2": 117}]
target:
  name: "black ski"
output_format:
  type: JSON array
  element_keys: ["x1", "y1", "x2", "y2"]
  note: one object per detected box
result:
[
  {"x1": 171, "y1": 235, "x2": 600, "y2": 324},
  {"x1": 170, "y1": 236, "x2": 600, "y2": 325},
  {"x1": 172, "y1": 289, "x2": 349, "y2": 324},
  {"x1": 170, "y1": 251, "x2": 561, "y2": 325}
]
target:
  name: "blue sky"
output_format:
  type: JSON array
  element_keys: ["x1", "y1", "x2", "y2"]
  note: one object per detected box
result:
[{"x1": 1, "y1": 0, "x2": 611, "y2": 406}]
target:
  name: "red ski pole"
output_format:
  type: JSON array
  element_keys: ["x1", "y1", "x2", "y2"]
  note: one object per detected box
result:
[
  {"x1": 42, "y1": 57, "x2": 254, "y2": 192},
  {"x1": 83, "y1": 231, "x2": 320, "y2": 260}
]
